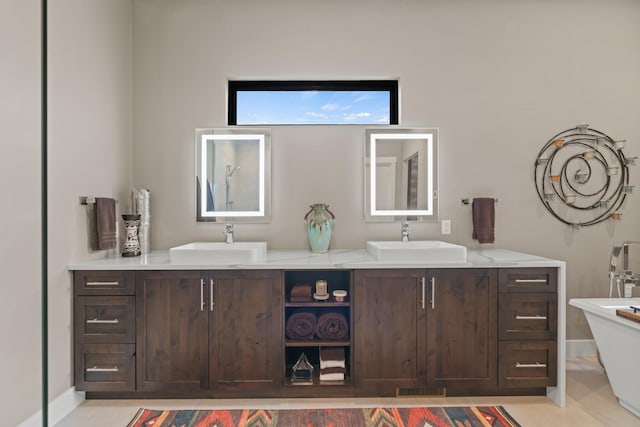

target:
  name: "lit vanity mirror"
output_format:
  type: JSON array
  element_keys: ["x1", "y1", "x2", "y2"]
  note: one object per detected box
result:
[
  {"x1": 364, "y1": 128, "x2": 438, "y2": 221},
  {"x1": 195, "y1": 128, "x2": 271, "y2": 222}
]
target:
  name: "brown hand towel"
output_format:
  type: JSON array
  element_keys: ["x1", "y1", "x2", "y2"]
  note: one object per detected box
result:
[
  {"x1": 290, "y1": 284, "x2": 312, "y2": 302},
  {"x1": 96, "y1": 197, "x2": 117, "y2": 250},
  {"x1": 320, "y1": 347, "x2": 345, "y2": 369},
  {"x1": 472, "y1": 197, "x2": 495, "y2": 244}
]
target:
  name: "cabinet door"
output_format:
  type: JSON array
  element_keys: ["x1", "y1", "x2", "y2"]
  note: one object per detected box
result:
[
  {"x1": 136, "y1": 271, "x2": 209, "y2": 391},
  {"x1": 426, "y1": 269, "x2": 497, "y2": 392},
  {"x1": 209, "y1": 270, "x2": 282, "y2": 392},
  {"x1": 354, "y1": 269, "x2": 426, "y2": 390}
]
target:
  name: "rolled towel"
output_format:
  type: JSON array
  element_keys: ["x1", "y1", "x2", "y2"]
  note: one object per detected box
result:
[
  {"x1": 316, "y1": 312, "x2": 349, "y2": 340},
  {"x1": 286, "y1": 311, "x2": 317, "y2": 340},
  {"x1": 320, "y1": 347, "x2": 345, "y2": 369},
  {"x1": 319, "y1": 366, "x2": 345, "y2": 381}
]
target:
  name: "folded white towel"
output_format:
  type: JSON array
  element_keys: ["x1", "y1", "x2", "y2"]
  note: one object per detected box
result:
[
  {"x1": 320, "y1": 359, "x2": 345, "y2": 369},
  {"x1": 319, "y1": 372, "x2": 344, "y2": 381}
]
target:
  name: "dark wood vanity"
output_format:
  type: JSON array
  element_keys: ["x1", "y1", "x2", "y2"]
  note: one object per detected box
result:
[{"x1": 73, "y1": 265, "x2": 559, "y2": 399}]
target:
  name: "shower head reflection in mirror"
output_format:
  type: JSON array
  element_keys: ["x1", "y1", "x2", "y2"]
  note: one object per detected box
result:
[
  {"x1": 364, "y1": 128, "x2": 439, "y2": 221},
  {"x1": 195, "y1": 128, "x2": 271, "y2": 222}
]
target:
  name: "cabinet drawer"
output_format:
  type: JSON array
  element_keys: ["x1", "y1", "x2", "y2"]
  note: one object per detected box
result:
[
  {"x1": 75, "y1": 296, "x2": 135, "y2": 343},
  {"x1": 74, "y1": 344, "x2": 135, "y2": 391},
  {"x1": 74, "y1": 271, "x2": 135, "y2": 295},
  {"x1": 498, "y1": 293, "x2": 557, "y2": 340},
  {"x1": 498, "y1": 341, "x2": 556, "y2": 388},
  {"x1": 498, "y1": 268, "x2": 557, "y2": 293}
]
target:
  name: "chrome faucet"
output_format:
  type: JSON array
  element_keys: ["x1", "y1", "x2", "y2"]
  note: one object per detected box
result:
[
  {"x1": 223, "y1": 224, "x2": 234, "y2": 244},
  {"x1": 401, "y1": 222, "x2": 411, "y2": 242},
  {"x1": 609, "y1": 241, "x2": 640, "y2": 297},
  {"x1": 622, "y1": 241, "x2": 640, "y2": 283}
]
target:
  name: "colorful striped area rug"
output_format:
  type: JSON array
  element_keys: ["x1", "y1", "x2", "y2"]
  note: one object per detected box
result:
[{"x1": 127, "y1": 406, "x2": 521, "y2": 427}]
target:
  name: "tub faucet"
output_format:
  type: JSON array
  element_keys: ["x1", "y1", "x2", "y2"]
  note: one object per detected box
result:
[
  {"x1": 223, "y1": 224, "x2": 234, "y2": 244},
  {"x1": 401, "y1": 222, "x2": 411, "y2": 242}
]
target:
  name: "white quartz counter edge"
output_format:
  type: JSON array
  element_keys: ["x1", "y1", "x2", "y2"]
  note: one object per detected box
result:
[{"x1": 68, "y1": 248, "x2": 565, "y2": 270}]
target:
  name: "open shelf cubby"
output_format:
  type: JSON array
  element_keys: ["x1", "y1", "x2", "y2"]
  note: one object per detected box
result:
[{"x1": 283, "y1": 270, "x2": 352, "y2": 388}]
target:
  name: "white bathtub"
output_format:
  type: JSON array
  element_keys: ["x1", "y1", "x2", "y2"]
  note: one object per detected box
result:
[{"x1": 569, "y1": 298, "x2": 640, "y2": 418}]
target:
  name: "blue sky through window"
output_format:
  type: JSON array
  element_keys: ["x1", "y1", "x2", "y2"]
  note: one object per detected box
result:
[{"x1": 236, "y1": 90, "x2": 391, "y2": 125}]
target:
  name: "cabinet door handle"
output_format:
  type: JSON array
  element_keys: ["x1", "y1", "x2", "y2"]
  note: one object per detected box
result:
[
  {"x1": 210, "y1": 279, "x2": 215, "y2": 311},
  {"x1": 86, "y1": 318, "x2": 119, "y2": 324},
  {"x1": 200, "y1": 279, "x2": 205, "y2": 311},
  {"x1": 421, "y1": 277, "x2": 426, "y2": 310},
  {"x1": 515, "y1": 361, "x2": 547, "y2": 368},
  {"x1": 86, "y1": 366, "x2": 119, "y2": 372},
  {"x1": 515, "y1": 314, "x2": 547, "y2": 320},
  {"x1": 515, "y1": 279, "x2": 547, "y2": 283},
  {"x1": 430, "y1": 277, "x2": 436, "y2": 310},
  {"x1": 86, "y1": 281, "x2": 119, "y2": 286}
]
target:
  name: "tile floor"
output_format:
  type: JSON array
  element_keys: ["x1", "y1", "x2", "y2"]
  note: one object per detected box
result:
[{"x1": 55, "y1": 357, "x2": 640, "y2": 426}]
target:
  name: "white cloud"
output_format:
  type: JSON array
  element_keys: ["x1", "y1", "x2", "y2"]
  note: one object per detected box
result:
[
  {"x1": 376, "y1": 116, "x2": 389, "y2": 123},
  {"x1": 344, "y1": 112, "x2": 371, "y2": 120},
  {"x1": 355, "y1": 94, "x2": 375, "y2": 103},
  {"x1": 321, "y1": 103, "x2": 339, "y2": 111},
  {"x1": 305, "y1": 111, "x2": 328, "y2": 119}
]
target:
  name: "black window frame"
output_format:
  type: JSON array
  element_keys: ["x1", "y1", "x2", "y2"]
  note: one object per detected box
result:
[{"x1": 228, "y1": 80, "x2": 399, "y2": 125}]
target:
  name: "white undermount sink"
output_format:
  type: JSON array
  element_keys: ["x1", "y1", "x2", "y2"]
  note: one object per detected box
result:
[
  {"x1": 366, "y1": 240, "x2": 467, "y2": 262},
  {"x1": 169, "y1": 242, "x2": 267, "y2": 264}
]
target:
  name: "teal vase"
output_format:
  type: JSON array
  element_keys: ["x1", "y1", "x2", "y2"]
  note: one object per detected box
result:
[{"x1": 304, "y1": 203, "x2": 335, "y2": 253}]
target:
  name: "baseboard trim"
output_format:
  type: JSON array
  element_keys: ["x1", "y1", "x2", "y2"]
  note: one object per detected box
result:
[
  {"x1": 18, "y1": 387, "x2": 85, "y2": 427},
  {"x1": 566, "y1": 339, "x2": 597, "y2": 358}
]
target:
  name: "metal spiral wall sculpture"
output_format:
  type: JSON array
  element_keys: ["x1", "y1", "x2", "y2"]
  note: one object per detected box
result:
[{"x1": 534, "y1": 124, "x2": 635, "y2": 228}]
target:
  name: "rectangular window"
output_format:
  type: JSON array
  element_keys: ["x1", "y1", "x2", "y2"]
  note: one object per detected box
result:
[{"x1": 228, "y1": 80, "x2": 398, "y2": 125}]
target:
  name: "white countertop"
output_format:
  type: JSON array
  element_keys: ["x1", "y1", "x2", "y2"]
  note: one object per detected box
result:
[{"x1": 68, "y1": 248, "x2": 565, "y2": 270}]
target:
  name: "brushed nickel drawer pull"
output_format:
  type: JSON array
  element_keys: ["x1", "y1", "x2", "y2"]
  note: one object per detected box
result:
[
  {"x1": 210, "y1": 279, "x2": 215, "y2": 311},
  {"x1": 430, "y1": 277, "x2": 436, "y2": 310},
  {"x1": 86, "y1": 366, "x2": 119, "y2": 372},
  {"x1": 86, "y1": 281, "x2": 119, "y2": 286},
  {"x1": 515, "y1": 361, "x2": 547, "y2": 368},
  {"x1": 200, "y1": 279, "x2": 205, "y2": 311},
  {"x1": 515, "y1": 315, "x2": 547, "y2": 320},
  {"x1": 86, "y1": 318, "x2": 119, "y2": 324},
  {"x1": 420, "y1": 277, "x2": 426, "y2": 310},
  {"x1": 514, "y1": 279, "x2": 547, "y2": 283}
]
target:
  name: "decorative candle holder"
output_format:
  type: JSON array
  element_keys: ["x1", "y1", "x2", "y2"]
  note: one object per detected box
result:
[
  {"x1": 599, "y1": 200, "x2": 609, "y2": 208},
  {"x1": 596, "y1": 137, "x2": 608, "y2": 146},
  {"x1": 553, "y1": 139, "x2": 564, "y2": 147},
  {"x1": 625, "y1": 157, "x2": 637, "y2": 166},
  {"x1": 574, "y1": 172, "x2": 588, "y2": 183},
  {"x1": 565, "y1": 195, "x2": 576, "y2": 204},
  {"x1": 544, "y1": 192, "x2": 555, "y2": 201},
  {"x1": 536, "y1": 158, "x2": 549, "y2": 166},
  {"x1": 550, "y1": 175, "x2": 560, "y2": 182},
  {"x1": 122, "y1": 214, "x2": 141, "y2": 257},
  {"x1": 614, "y1": 140, "x2": 625, "y2": 150},
  {"x1": 576, "y1": 124, "x2": 589, "y2": 133},
  {"x1": 607, "y1": 167, "x2": 619, "y2": 176},
  {"x1": 624, "y1": 185, "x2": 634, "y2": 194},
  {"x1": 611, "y1": 212, "x2": 622, "y2": 220},
  {"x1": 583, "y1": 151, "x2": 595, "y2": 158}
]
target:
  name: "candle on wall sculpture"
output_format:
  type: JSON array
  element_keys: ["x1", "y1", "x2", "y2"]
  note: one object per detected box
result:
[{"x1": 533, "y1": 125, "x2": 634, "y2": 228}]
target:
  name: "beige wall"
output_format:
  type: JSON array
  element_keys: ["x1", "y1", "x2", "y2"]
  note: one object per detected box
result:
[
  {"x1": 48, "y1": 0, "x2": 132, "y2": 402},
  {"x1": 133, "y1": 0, "x2": 640, "y2": 341},
  {"x1": 0, "y1": 1, "x2": 42, "y2": 424}
]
